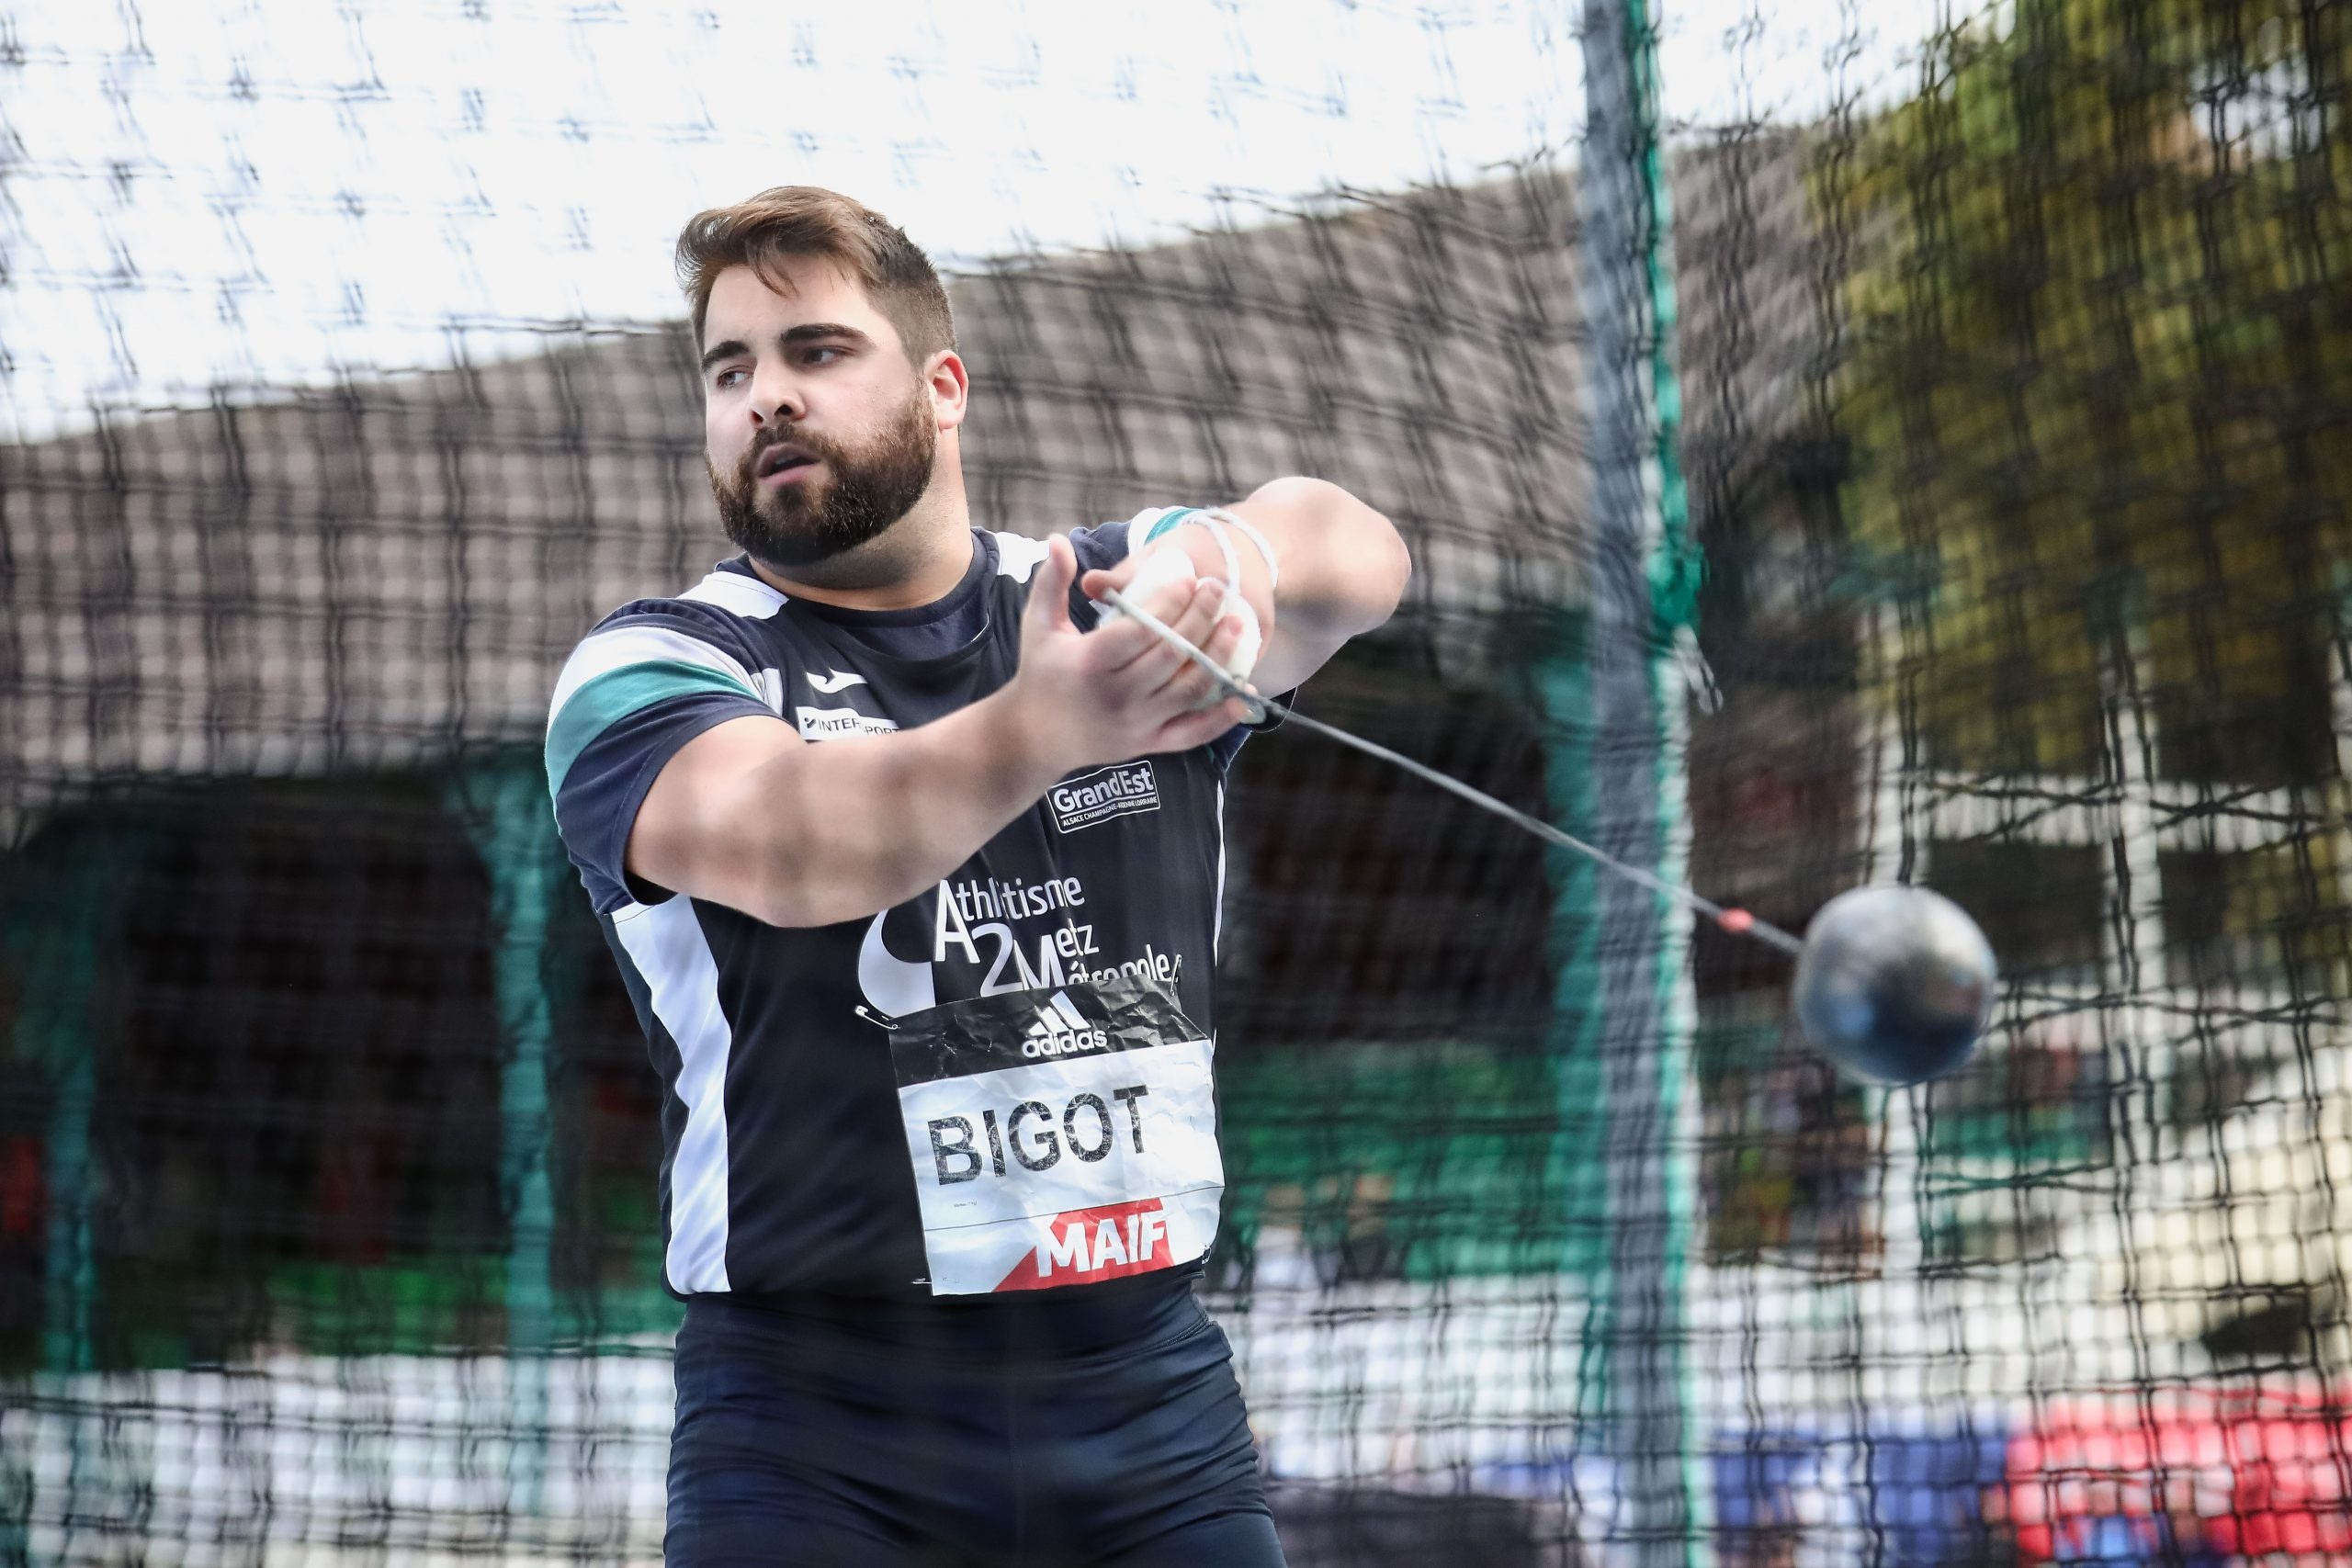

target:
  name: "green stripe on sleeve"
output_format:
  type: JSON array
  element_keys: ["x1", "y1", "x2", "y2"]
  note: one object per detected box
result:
[{"x1": 545, "y1": 661, "x2": 763, "y2": 793}]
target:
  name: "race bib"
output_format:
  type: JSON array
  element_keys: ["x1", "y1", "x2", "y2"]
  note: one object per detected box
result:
[{"x1": 889, "y1": 975, "x2": 1224, "y2": 1295}]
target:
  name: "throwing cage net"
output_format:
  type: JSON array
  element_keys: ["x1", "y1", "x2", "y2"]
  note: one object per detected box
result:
[{"x1": 4, "y1": 0, "x2": 2350, "y2": 1562}]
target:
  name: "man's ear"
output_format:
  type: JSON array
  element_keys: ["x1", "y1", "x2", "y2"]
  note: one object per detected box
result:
[{"x1": 926, "y1": 349, "x2": 970, "y2": 431}]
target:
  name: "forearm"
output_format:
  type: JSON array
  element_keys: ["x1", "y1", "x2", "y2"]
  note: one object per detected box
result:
[
  {"x1": 639, "y1": 535, "x2": 1250, "y2": 930},
  {"x1": 1218, "y1": 478, "x2": 1410, "y2": 685},
  {"x1": 1134, "y1": 481, "x2": 1406, "y2": 651},
  {"x1": 1238, "y1": 479, "x2": 1409, "y2": 640},
  {"x1": 721, "y1": 688, "x2": 1068, "y2": 929}
]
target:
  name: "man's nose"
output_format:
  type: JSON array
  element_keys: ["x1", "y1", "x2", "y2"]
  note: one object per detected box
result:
[{"x1": 747, "y1": 362, "x2": 803, "y2": 426}]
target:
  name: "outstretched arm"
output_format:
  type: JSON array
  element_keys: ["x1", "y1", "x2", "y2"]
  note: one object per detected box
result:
[{"x1": 626, "y1": 538, "x2": 1253, "y2": 928}]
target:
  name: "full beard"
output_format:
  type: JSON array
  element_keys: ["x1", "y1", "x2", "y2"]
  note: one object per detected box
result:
[{"x1": 709, "y1": 388, "x2": 938, "y2": 575}]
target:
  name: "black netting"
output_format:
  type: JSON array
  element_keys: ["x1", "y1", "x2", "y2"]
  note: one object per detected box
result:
[{"x1": 5, "y1": 0, "x2": 2350, "y2": 1562}]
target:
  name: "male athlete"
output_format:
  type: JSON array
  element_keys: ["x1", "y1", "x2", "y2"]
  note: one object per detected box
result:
[{"x1": 545, "y1": 186, "x2": 1409, "y2": 1567}]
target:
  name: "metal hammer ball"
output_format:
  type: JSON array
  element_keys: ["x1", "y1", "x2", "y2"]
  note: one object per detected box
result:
[{"x1": 1792, "y1": 886, "x2": 1996, "y2": 1086}]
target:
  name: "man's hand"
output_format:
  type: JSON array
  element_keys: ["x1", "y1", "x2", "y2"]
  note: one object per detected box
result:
[
  {"x1": 1081, "y1": 530, "x2": 1272, "y2": 661},
  {"x1": 1081, "y1": 483, "x2": 1408, "y2": 698},
  {"x1": 1002, "y1": 535, "x2": 1255, "y2": 779}
]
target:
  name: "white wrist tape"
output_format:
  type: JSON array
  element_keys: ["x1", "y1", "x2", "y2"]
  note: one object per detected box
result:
[
  {"x1": 1137, "y1": 505, "x2": 1279, "y2": 592},
  {"x1": 1114, "y1": 506, "x2": 1266, "y2": 698}
]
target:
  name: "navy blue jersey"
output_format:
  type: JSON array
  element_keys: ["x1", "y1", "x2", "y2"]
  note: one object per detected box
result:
[{"x1": 545, "y1": 523, "x2": 1258, "y2": 1300}]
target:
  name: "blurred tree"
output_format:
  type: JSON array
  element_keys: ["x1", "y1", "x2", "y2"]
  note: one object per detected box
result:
[{"x1": 1822, "y1": 0, "x2": 2351, "y2": 794}]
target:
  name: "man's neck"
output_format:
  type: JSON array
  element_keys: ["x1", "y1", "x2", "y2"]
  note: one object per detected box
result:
[{"x1": 748, "y1": 488, "x2": 975, "y2": 612}]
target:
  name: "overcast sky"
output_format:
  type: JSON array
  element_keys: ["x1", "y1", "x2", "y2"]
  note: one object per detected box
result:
[{"x1": 2, "y1": 0, "x2": 1974, "y2": 442}]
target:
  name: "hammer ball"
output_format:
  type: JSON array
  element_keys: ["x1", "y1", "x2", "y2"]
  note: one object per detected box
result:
[{"x1": 1792, "y1": 886, "x2": 1996, "y2": 1086}]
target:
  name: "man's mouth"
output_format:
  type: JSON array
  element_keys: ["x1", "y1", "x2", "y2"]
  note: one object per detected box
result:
[{"x1": 756, "y1": 445, "x2": 820, "y2": 483}]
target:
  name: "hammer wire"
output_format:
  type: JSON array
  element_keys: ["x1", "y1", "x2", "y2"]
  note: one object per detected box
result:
[{"x1": 1099, "y1": 584, "x2": 1806, "y2": 957}]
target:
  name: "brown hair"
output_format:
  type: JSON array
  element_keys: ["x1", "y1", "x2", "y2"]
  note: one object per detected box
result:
[{"x1": 674, "y1": 186, "x2": 956, "y2": 364}]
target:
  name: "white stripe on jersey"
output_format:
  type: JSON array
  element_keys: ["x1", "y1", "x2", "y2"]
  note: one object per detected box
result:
[
  {"x1": 990, "y1": 531, "x2": 1051, "y2": 582},
  {"x1": 546, "y1": 624, "x2": 764, "y2": 732},
  {"x1": 682, "y1": 568, "x2": 788, "y2": 619},
  {"x1": 611, "y1": 897, "x2": 736, "y2": 1294},
  {"x1": 1214, "y1": 779, "x2": 1227, "y2": 959}
]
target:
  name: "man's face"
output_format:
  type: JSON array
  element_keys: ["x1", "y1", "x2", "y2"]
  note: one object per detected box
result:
[{"x1": 698, "y1": 257, "x2": 944, "y2": 572}]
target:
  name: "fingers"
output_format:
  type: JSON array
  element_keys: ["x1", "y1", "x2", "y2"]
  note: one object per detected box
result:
[
  {"x1": 1078, "y1": 573, "x2": 1253, "y2": 753},
  {"x1": 1097, "y1": 577, "x2": 1230, "y2": 677},
  {"x1": 1078, "y1": 564, "x2": 1129, "y2": 601},
  {"x1": 1145, "y1": 695, "x2": 1255, "y2": 754},
  {"x1": 1024, "y1": 535, "x2": 1077, "y2": 639},
  {"x1": 1154, "y1": 610, "x2": 1248, "y2": 708},
  {"x1": 1163, "y1": 576, "x2": 1231, "y2": 651}
]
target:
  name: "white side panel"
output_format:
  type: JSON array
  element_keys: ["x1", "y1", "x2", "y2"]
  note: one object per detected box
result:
[{"x1": 611, "y1": 897, "x2": 735, "y2": 1293}]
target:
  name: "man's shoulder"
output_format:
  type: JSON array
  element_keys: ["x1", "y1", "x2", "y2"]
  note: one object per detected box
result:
[
  {"x1": 587, "y1": 561, "x2": 784, "y2": 638},
  {"x1": 560, "y1": 563, "x2": 794, "y2": 674},
  {"x1": 548, "y1": 563, "x2": 796, "y2": 733}
]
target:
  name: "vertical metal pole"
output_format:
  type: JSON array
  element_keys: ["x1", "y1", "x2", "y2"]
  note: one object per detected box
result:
[
  {"x1": 36, "y1": 983, "x2": 100, "y2": 1379},
  {"x1": 7, "y1": 820, "x2": 150, "y2": 1565},
  {"x1": 16, "y1": 835, "x2": 139, "y2": 1377},
  {"x1": 451, "y1": 760, "x2": 560, "y2": 1533},
  {"x1": 33, "y1": 976, "x2": 96, "y2": 1568},
  {"x1": 1575, "y1": 0, "x2": 1712, "y2": 1559}
]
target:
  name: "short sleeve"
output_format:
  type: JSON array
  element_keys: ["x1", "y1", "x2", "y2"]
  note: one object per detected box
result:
[{"x1": 545, "y1": 607, "x2": 778, "y2": 912}]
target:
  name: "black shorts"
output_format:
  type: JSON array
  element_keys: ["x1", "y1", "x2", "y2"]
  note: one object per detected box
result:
[{"x1": 665, "y1": 1276, "x2": 1285, "y2": 1567}]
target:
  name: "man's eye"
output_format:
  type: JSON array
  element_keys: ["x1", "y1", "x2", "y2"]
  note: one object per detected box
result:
[
  {"x1": 714, "y1": 367, "x2": 746, "y2": 389},
  {"x1": 803, "y1": 345, "x2": 844, "y2": 366}
]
